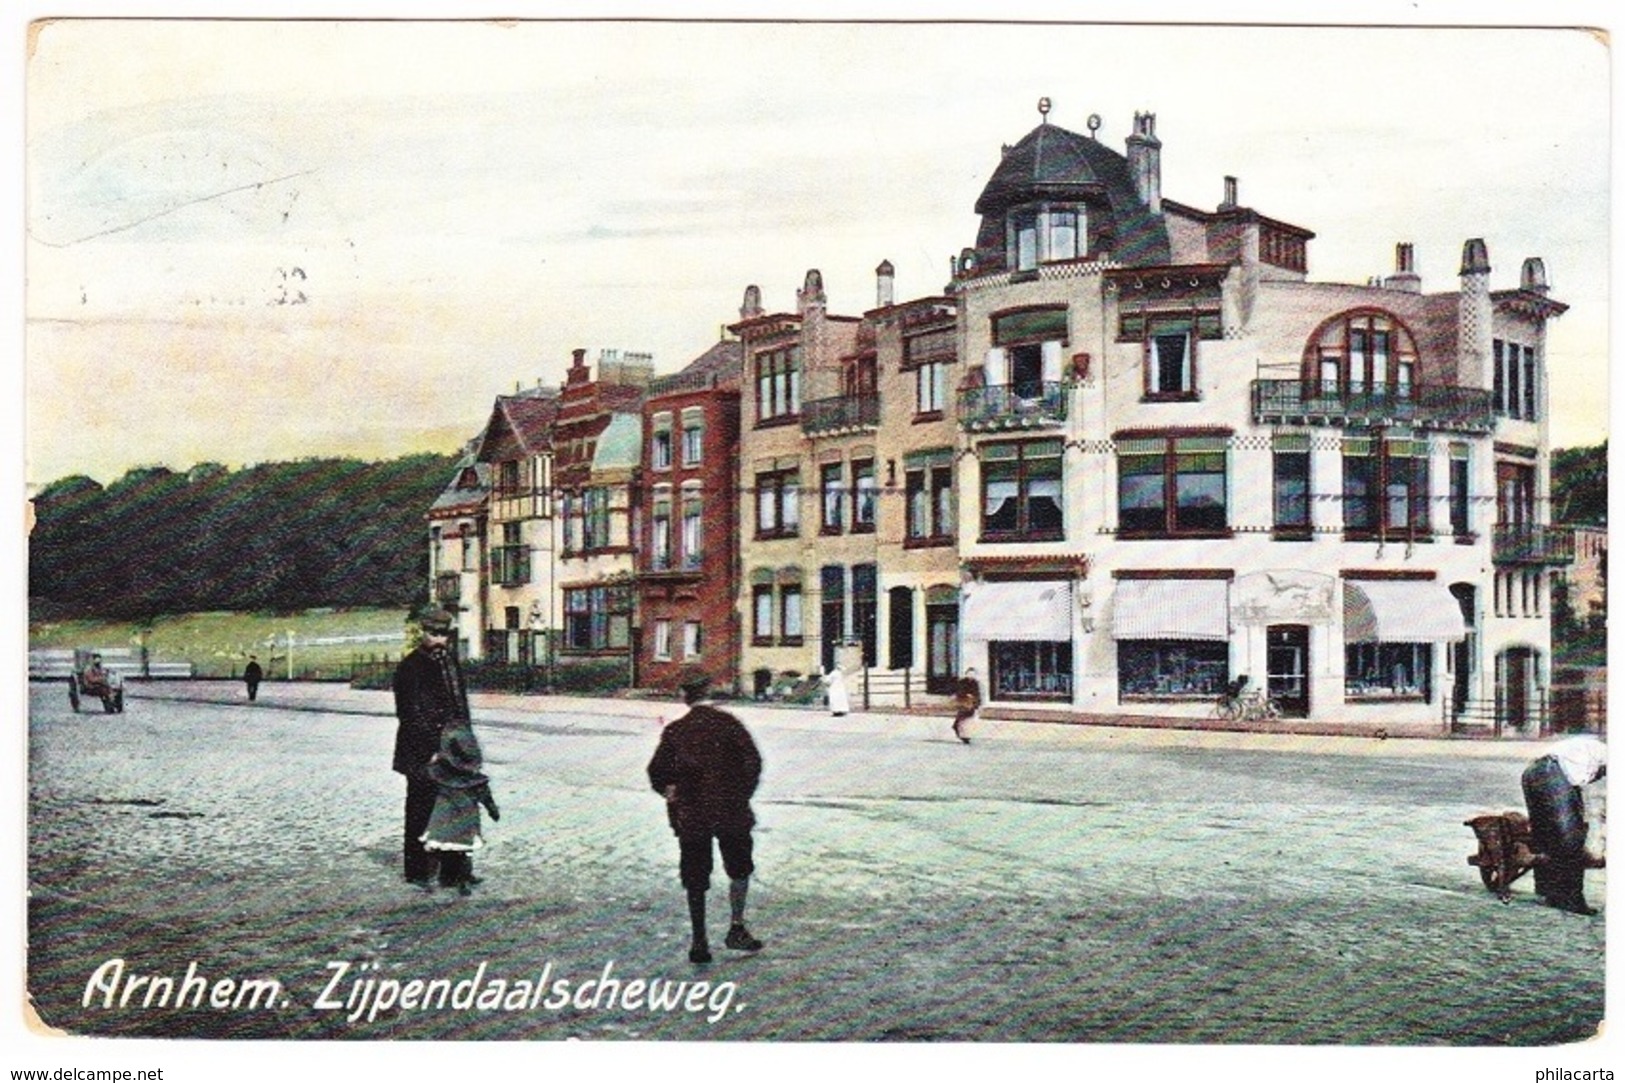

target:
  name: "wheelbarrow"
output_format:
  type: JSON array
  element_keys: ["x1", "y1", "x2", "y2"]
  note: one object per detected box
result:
[{"x1": 1464, "y1": 811, "x2": 1605, "y2": 901}]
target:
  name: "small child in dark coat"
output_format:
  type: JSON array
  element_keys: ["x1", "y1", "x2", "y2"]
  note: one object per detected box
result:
[{"x1": 420, "y1": 719, "x2": 500, "y2": 895}]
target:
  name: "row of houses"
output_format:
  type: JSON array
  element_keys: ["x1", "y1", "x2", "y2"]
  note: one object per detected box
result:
[{"x1": 426, "y1": 106, "x2": 1587, "y2": 736}]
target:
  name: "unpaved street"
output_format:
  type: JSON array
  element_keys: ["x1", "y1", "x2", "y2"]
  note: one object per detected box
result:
[{"x1": 26, "y1": 681, "x2": 1605, "y2": 1045}]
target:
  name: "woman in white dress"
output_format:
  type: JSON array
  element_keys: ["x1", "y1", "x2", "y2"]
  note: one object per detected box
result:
[{"x1": 822, "y1": 666, "x2": 850, "y2": 717}]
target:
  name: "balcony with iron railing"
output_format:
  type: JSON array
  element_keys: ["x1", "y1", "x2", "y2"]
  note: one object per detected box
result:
[
  {"x1": 1493, "y1": 524, "x2": 1576, "y2": 566},
  {"x1": 958, "y1": 381, "x2": 1069, "y2": 431},
  {"x1": 1251, "y1": 380, "x2": 1495, "y2": 433},
  {"x1": 801, "y1": 393, "x2": 881, "y2": 435}
]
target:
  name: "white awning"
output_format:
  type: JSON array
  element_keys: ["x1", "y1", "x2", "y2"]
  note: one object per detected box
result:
[
  {"x1": 961, "y1": 579, "x2": 1073, "y2": 642},
  {"x1": 1343, "y1": 580, "x2": 1467, "y2": 643},
  {"x1": 1111, "y1": 579, "x2": 1229, "y2": 641}
]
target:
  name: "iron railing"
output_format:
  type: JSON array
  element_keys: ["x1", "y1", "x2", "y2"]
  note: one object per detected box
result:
[
  {"x1": 1251, "y1": 380, "x2": 1496, "y2": 432},
  {"x1": 1492, "y1": 525, "x2": 1576, "y2": 565},
  {"x1": 801, "y1": 393, "x2": 881, "y2": 435},
  {"x1": 958, "y1": 381, "x2": 1069, "y2": 430}
]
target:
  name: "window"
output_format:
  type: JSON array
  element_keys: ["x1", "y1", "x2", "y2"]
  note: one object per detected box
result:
[
  {"x1": 1120, "y1": 311, "x2": 1220, "y2": 400},
  {"x1": 1306, "y1": 311, "x2": 1419, "y2": 400},
  {"x1": 755, "y1": 345, "x2": 801, "y2": 423},
  {"x1": 820, "y1": 463, "x2": 844, "y2": 534},
  {"x1": 1273, "y1": 434, "x2": 1312, "y2": 536},
  {"x1": 907, "y1": 457, "x2": 954, "y2": 544},
  {"x1": 982, "y1": 439, "x2": 1064, "y2": 541},
  {"x1": 853, "y1": 563, "x2": 878, "y2": 667},
  {"x1": 1493, "y1": 339, "x2": 1539, "y2": 420},
  {"x1": 1449, "y1": 444, "x2": 1471, "y2": 539},
  {"x1": 1346, "y1": 642, "x2": 1431, "y2": 699},
  {"x1": 1117, "y1": 434, "x2": 1228, "y2": 536},
  {"x1": 650, "y1": 490, "x2": 672, "y2": 570},
  {"x1": 429, "y1": 526, "x2": 441, "y2": 576},
  {"x1": 493, "y1": 521, "x2": 529, "y2": 585},
  {"x1": 681, "y1": 409, "x2": 704, "y2": 465},
  {"x1": 564, "y1": 585, "x2": 632, "y2": 652},
  {"x1": 582, "y1": 487, "x2": 612, "y2": 550},
  {"x1": 652, "y1": 619, "x2": 672, "y2": 661},
  {"x1": 756, "y1": 470, "x2": 800, "y2": 538},
  {"x1": 651, "y1": 413, "x2": 673, "y2": 470},
  {"x1": 916, "y1": 361, "x2": 947, "y2": 414},
  {"x1": 461, "y1": 533, "x2": 475, "y2": 572},
  {"x1": 683, "y1": 620, "x2": 702, "y2": 658},
  {"x1": 1012, "y1": 208, "x2": 1038, "y2": 271},
  {"x1": 497, "y1": 459, "x2": 521, "y2": 495},
  {"x1": 1149, "y1": 328, "x2": 1192, "y2": 396},
  {"x1": 560, "y1": 492, "x2": 579, "y2": 553},
  {"x1": 752, "y1": 585, "x2": 775, "y2": 644},
  {"x1": 680, "y1": 487, "x2": 702, "y2": 569},
  {"x1": 851, "y1": 459, "x2": 876, "y2": 533},
  {"x1": 1007, "y1": 204, "x2": 1086, "y2": 270},
  {"x1": 781, "y1": 586, "x2": 803, "y2": 644},
  {"x1": 1118, "y1": 641, "x2": 1229, "y2": 698},
  {"x1": 1342, "y1": 435, "x2": 1430, "y2": 539}
]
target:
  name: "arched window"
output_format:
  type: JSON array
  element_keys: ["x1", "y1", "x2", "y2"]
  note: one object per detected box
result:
[{"x1": 1302, "y1": 309, "x2": 1421, "y2": 401}]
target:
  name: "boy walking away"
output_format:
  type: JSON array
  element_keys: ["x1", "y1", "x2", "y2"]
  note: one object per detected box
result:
[
  {"x1": 648, "y1": 668, "x2": 765, "y2": 964},
  {"x1": 422, "y1": 718, "x2": 501, "y2": 896}
]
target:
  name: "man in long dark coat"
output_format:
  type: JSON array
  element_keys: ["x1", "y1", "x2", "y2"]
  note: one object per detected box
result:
[
  {"x1": 392, "y1": 610, "x2": 471, "y2": 889},
  {"x1": 648, "y1": 669, "x2": 765, "y2": 964}
]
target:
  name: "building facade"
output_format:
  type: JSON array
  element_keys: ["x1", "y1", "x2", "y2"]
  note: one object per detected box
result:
[
  {"x1": 947, "y1": 110, "x2": 1570, "y2": 734},
  {"x1": 635, "y1": 338, "x2": 743, "y2": 694}
]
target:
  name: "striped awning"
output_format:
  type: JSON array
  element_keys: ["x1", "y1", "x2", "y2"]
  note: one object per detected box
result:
[
  {"x1": 1343, "y1": 580, "x2": 1467, "y2": 643},
  {"x1": 961, "y1": 579, "x2": 1073, "y2": 642},
  {"x1": 1111, "y1": 579, "x2": 1229, "y2": 641}
]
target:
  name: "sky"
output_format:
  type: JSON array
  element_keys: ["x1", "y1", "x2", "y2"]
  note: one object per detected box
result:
[{"x1": 20, "y1": 13, "x2": 1613, "y2": 488}]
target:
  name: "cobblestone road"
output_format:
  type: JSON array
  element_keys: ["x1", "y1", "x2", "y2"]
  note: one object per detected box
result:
[{"x1": 25, "y1": 680, "x2": 1607, "y2": 1047}]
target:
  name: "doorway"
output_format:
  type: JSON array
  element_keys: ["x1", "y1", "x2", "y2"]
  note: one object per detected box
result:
[{"x1": 1266, "y1": 624, "x2": 1310, "y2": 718}]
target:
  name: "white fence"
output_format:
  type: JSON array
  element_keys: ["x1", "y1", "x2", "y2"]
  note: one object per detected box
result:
[{"x1": 28, "y1": 648, "x2": 193, "y2": 680}]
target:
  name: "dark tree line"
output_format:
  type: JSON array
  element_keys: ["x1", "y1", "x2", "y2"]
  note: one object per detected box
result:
[
  {"x1": 29, "y1": 452, "x2": 460, "y2": 620},
  {"x1": 1551, "y1": 441, "x2": 1606, "y2": 527}
]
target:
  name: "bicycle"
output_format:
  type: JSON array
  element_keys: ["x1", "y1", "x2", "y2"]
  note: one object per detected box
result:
[{"x1": 1211, "y1": 676, "x2": 1282, "y2": 722}]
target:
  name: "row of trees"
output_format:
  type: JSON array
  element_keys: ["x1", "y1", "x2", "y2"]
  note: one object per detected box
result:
[{"x1": 29, "y1": 452, "x2": 459, "y2": 620}]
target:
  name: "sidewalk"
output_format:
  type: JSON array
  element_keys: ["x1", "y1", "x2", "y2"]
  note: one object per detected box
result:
[{"x1": 120, "y1": 678, "x2": 1544, "y2": 762}]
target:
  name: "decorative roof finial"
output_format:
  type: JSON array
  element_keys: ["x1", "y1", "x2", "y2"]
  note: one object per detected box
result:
[
  {"x1": 1087, "y1": 114, "x2": 1102, "y2": 140},
  {"x1": 1037, "y1": 97, "x2": 1051, "y2": 123}
]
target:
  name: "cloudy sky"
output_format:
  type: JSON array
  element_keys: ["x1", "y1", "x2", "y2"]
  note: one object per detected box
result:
[{"x1": 22, "y1": 15, "x2": 1611, "y2": 486}]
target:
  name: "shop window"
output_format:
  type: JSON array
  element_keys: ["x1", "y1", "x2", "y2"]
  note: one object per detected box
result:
[
  {"x1": 1118, "y1": 641, "x2": 1229, "y2": 698},
  {"x1": 1345, "y1": 642, "x2": 1431, "y2": 700},
  {"x1": 989, "y1": 641, "x2": 1072, "y2": 701}
]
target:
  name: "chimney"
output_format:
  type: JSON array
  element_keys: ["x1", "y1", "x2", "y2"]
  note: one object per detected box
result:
[
  {"x1": 797, "y1": 268, "x2": 826, "y2": 317},
  {"x1": 566, "y1": 347, "x2": 591, "y2": 387},
  {"x1": 875, "y1": 259, "x2": 895, "y2": 308},
  {"x1": 1125, "y1": 112, "x2": 1162, "y2": 213},
  {"x1": 1521, "y1": 257, "x2": 1550, "y2": 295},
  {"x1": 1458, "y1": 239, "x2": 1493, "y2": 389},
  {"x1": 1220, "y1": 175, "x2": 1239, "y2": 210},
  {"x1": 1384, "y1": 242, "x2": 1422, "y2": 293},
  {"x1": 740, "y1": 284, "x2": 763, "y2": 320}
]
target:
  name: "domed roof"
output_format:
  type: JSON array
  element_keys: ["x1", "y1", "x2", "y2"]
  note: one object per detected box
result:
[
  {"x1": 970, "y1": 120, "x2": 1170, "y2": 269},
  {"x1": 974, "y1": 122, "x2": 1123, "y2": 215}
]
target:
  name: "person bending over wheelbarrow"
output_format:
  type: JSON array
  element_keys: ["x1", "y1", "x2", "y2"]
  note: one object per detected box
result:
[{"x1": 1521, "y1": 734, "x2": 1607, "y2": 915}]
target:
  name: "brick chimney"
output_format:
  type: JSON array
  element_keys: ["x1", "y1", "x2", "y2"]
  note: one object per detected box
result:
[
  {"x1": 875, "y1": 260, "x2": 895, "y2": 308},
  {"x1": 1125, "y1": 112, "x2": 1162, "y2": 213},
  {"x1": 1385, "y1": 242, "x2": 1422, "y2": 293}
]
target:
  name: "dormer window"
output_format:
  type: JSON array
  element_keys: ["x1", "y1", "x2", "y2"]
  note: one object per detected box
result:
[{"x1": 1008, "y1": 204, "x2": 1086, "y2": 271}]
